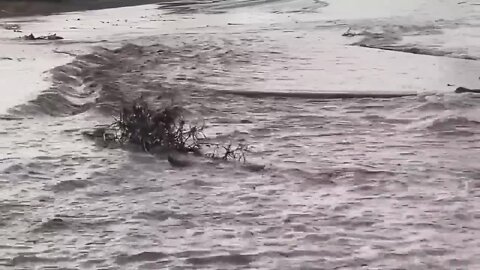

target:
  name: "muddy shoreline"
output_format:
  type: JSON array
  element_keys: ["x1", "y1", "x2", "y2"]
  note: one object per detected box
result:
[{"x1": 0, "y1": 0, "x2": 168, "y2": 18}]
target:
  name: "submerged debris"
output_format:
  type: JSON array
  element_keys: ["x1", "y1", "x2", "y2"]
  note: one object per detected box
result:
[
  {"x1": 204, "y1": 143, "x2": 249, "y2": 163},
  {"x1": 455, "y1": 87, "x2": 480, "y2": 94},
  {"x1": 23, "y1": 33, "x2": 64, "y2": 41},
  {"x1": 342, "y1": 27, "x2": 357, "y2": 37}
]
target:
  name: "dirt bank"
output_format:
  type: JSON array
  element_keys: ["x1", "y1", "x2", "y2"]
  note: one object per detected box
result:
[{"x1": 0, "y1": 0, "x2": 167, "y2": 18}]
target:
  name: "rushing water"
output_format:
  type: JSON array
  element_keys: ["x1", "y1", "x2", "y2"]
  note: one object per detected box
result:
[{"x1": 1, "y1": 0, "x2": 480, "y2": 269}]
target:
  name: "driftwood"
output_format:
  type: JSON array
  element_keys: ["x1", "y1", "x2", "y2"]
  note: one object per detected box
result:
[{"x1": 455, "y1": 87, "x2": 480, "y2": 94}]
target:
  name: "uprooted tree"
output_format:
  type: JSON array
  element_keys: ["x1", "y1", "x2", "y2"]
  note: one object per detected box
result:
[{"x1": 86, "y1": 99, "x2": 249, "y2": 162}]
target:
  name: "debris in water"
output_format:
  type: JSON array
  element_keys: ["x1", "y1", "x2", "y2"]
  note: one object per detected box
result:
[
  {"x1": 342, "y1": 27, "x2": 357, "y2": 37},
  {"x1": 23, "y1": 33, "x2": 64, "y2": 41},
  {"x1": 455, "y1": 87, "x2": 480, "y2": 93},
  {"x1": 86, "y1": 99, "x2": 252, "y2": 164}
]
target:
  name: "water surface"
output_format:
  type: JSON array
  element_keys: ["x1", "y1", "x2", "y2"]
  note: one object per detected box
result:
[{"x1": 1, "y1": 0, "x2": 480, "y2": 269}]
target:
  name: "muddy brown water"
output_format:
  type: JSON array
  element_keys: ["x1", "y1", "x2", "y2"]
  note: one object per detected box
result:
[{"x1": 1, "y1": 0, "x2": 480, "y2": 269}]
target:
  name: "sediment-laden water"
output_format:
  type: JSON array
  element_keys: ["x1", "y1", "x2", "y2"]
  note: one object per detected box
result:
[{"x1": 1, "y1": 0, "x2": 480, "y2": 269}]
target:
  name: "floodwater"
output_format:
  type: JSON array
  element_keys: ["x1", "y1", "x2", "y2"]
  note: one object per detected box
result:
[{"x1": 1, "y1": 0, "x2": 480, "y2": 269}]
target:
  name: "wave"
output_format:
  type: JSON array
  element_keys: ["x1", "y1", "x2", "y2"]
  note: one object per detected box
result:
[
  {"x1": 186, "y1": 254, "x2": 253, "y2": 266},
  {"x1": 413, "y1": 93, "x2": 480, "y2": 112},
  {"x1": 159, "y1": 0, "x2": 329, "y2": 14},
  {"x1": 115, "y1": 252, "x2": 167, "y2": 265},
  {"x1": 218, "y1": 89, "x2": 417, "y2": 99},
  {"x1": 355, "y1": 43, "x2": 479, "y2": 61},
  {"x1": 9, "y1": 38, "x2": 476, "y2": 117},
  {"x1": 427, "y1": 116, "x2": 480, "y2": 132},
  {"x1": 348, "y1": 24, "x2": 480, "y2": 60},
  {"x1": 10, "y1": 37, "x2": 249, "y2": 116},
  {"x1": 11, "y1": 44, "x2": 175, "y2": 116}
]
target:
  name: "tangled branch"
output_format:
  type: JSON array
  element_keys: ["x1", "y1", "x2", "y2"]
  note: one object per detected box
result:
[{"x1": 88, "y1": 100, "x2": 249, "y2": 162}]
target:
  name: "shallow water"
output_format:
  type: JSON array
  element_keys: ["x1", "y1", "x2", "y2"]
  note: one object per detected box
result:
[{"x1": 1, "y1": 0, "x2": 480, "y2": 269}]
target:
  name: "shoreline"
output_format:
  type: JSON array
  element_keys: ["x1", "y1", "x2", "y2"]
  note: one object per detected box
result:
[{"x1": 0, "y1": 0, "x2": 167, "y2": 18}]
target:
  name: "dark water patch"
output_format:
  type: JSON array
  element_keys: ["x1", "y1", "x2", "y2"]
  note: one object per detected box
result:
[
  {"x1": 134, "y1": 209, "x2": 193, "y2": 221},
  {"x1": 51, "y1": 179, "x2": 92, "y2": 193},
  {"x1": 218, "y1": 90, "x2": 417, "y2": 99},
  {"x1": 0, "y1": 115, "x2": 26, "y2": 121},
  {"x1": 302, "y1": 233, "x2": 332, "y2": 242},
  {"x1": 9, "y1": 255, "x2": 70, "y2": 267},
  {"x1": 160, "y1": 0, "x2": 328, "y2": 14},
  {"x1": 2, "y1": 163, "x2": 24, "y2": 174},
  {"x1": 427, "y1": 116, "x2": 480, "y2": 132},
  {"x1": 411, "y1": 93, "x2": 480, "y2": 112},
  {"x1": 32, "y1": 218, "x2": 69, "y2": 233},
  {"x1": 115, "y1": 251, "x2": 167, "y2": 265},
  {"x1": 0, "y1": 203, "x2": 31, "y2": 228},
  {"x1": 184, "y1": 179, "x2": 217, "y2": 188},
  {"x1": 186, "y1": 253, "x2": 253, "y2": 266},
  {"x1": 361, "y1": 114, "x2": 413, "y2": 125},
  {"x1": 356, "y1": 44, "x2": 480, "y2": 60},
  {"x1": 174, "y1": 250, "x2": 213, "y2": 258},
  {"x1": 241, "y1": 162, "x2": 266, "y2": 172},
  {"x1": 326, "y1": 215, "x2": 379, "y2": 229},
  {"x1": 434, "y1": 130, "x2": 476, "y2": 137},
  {"x1": 416, "y1": 101, "x2": 448, "y2": 111},
  {"x1": 349, "y1": 23, "x2": 480, "y2": 60},
  {"x1": 300, "y1": 171, "x2": 338, "y2": 187},
  {"x1": 290, "y1": 167, "x2": 396, "y2": 188},
  {"x1": 79, "y1": 218, "x2": 120, "y2": 231}
]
